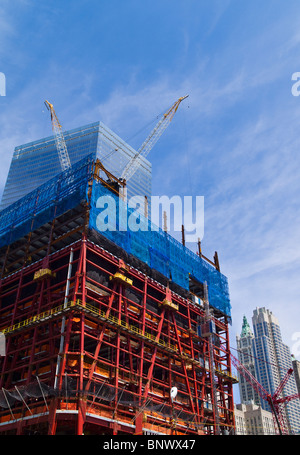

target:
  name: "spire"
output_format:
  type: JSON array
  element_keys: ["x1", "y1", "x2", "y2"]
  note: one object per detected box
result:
[{"x1": 241, "y1": 315, "x2": 252, "y2": 337}]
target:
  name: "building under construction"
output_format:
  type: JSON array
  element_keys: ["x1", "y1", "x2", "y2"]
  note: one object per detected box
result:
[{"x1": 0, "y1": 101, "x2": 236, "y2": 435}]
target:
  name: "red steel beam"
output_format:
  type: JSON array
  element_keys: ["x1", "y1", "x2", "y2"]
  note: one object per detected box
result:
[{"x1": 0, "y1": 237, "x2": 234, "y2": 435}]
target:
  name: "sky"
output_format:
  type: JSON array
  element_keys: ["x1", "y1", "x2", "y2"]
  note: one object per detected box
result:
[{"x1": 1, "y1": 0, "x2": 300, "y2": 383}]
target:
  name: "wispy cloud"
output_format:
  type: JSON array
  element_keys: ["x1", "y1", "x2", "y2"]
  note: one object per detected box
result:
[{"x1": 205, "y1": 100, "x2": 300, "y2": 346}]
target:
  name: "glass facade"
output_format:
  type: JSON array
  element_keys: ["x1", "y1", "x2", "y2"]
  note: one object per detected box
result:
[{"x1": 0, "y1": 121, "x2": 152, "y2": 211}]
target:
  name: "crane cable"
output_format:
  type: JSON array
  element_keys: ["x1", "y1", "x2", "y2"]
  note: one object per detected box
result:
[{"x1": 100, "y1": 105, "x2": 171, "y2": 164}]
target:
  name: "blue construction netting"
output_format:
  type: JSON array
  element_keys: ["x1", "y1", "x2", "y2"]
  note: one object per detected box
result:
[
  {"x1": 0, "y1": 155, "x2": 94, "y2": 249},
  {"x1": 0, "y1": 156, "x2": 231, "y2": 318},
  {"x1": 89, "y1": 180, "x2": 231, "y2": 318}
]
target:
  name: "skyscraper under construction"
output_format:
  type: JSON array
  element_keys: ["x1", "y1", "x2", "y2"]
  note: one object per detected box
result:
[{"x1": 0, "y1": 109, "x2": 236, "y2": 435}]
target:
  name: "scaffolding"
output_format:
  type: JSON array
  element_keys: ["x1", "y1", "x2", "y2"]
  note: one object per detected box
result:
[
  {"x1": 0, "y1": 159, "x2": 235, "y2": 435},
  {"x1": 0, "y1": 155, "x2": 231, "y2": 319}
]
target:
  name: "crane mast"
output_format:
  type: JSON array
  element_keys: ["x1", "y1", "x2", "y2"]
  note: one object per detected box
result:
[
  {"x1": 121, "y1": 95, "x2": 188, "y2": 182},
  {"x1": 44, "y1": 100, "x2": 71, "y2": 171}
]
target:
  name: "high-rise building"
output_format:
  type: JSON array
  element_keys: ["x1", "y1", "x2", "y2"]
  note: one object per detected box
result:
[
  {"x1": 236, "y1": 315, "x2": 260, "y2": 405},
  {"x1": 0, "y1": 121, "x2": 152, "y2": 211},
  {"x1": 0, "y1": 125, "x2": 234, "y2": 435},
  {"x1": 252, "y1": 307, "x2": 300, "y2": 434}
]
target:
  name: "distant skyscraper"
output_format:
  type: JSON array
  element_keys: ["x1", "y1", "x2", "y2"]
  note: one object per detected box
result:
[
  {"x1": 236, "y1": 315, "x2": 260, "y2": 405},
  {"x1": 252, "y1": 307, "x2": 300, "y2": 434},
  {"x1": 0, "y1": 121, "x2": 152, "y2": 210}
]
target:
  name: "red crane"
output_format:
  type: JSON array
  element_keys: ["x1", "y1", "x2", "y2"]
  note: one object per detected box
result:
[{"x1": 231, "y1": 353, "x2": 300, "y2": 434}]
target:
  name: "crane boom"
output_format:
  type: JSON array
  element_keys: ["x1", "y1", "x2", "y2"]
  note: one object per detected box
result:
[
  {"x1": 44, "y1": 100, "x2": 71, "y2": 171},
  {"x1": 231, "y1": 354, "x2": 270, "y2": 402},
  {"x1": 121, "y1": 95, "x2": 188, "y2": 182},
  {"x1": 273, "y1": 368, "x2": 294, "y2": 400},
  {"x1": 231, "y1": 352, "x2": 300, "y2": 434}
]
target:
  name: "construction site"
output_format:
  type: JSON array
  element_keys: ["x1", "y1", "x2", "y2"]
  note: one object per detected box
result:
[{"x1": 0, "y1": 98, "x2": 237, "y2": 435}]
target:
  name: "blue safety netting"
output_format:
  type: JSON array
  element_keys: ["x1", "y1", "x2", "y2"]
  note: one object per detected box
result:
[
  {"x1": 0, "y1": 156, "x2": 231, "y2": 318},
  {"x1": 89, "y1": 180, "x2": 231, "y2": 318},
  {"x1": 0, "y1": 155, "x2": 94, "y2": 248}
]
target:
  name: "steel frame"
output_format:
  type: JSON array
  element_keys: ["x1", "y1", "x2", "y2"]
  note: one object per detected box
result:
[
  {"x1": 0, "y1": 233, "x2": 235, "y2": 435},
  {"x1": 0, "y1": 172, "x2": 235, "y2": 436}
]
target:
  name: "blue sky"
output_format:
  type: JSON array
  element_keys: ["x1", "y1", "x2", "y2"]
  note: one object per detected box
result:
[{"x1": 1, "y1": 0, "x2": 300, "y2": 377}]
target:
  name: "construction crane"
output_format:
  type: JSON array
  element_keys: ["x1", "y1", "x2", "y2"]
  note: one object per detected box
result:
[
  {"x1": 231, "y1": 353, "x2": 300, "y2": 434},
  {"x1": 121, "y1": 95, "x2": 188, "y2": 182},
  {"x1": 44, "y1": 100, "x2": 71, "y2": 171}
]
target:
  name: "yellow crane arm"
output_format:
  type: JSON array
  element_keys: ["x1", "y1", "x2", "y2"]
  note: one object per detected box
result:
[
  {"x1": 44, "y1": 100, "x2": 71, "y2": 171},
  {"x1": 121, "y1": 95, "x2": 188, "y2": 182}
]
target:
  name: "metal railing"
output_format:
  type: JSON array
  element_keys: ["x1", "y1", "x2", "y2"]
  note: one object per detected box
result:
[{"x1": 0, "y1": 300, "x2": 178, "y2": 353}]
